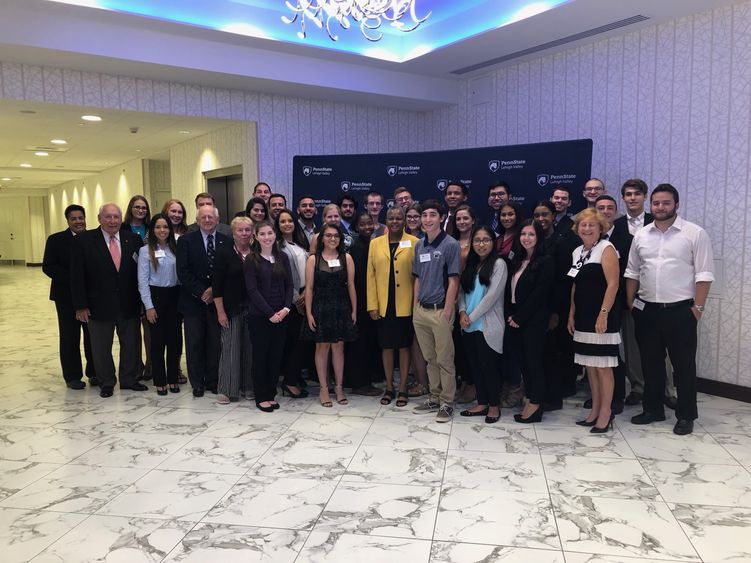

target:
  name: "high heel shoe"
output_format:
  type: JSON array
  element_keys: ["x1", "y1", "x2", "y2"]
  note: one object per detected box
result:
[
  {"x1": 576, "y1": 418, "x2": 597, "y2": 427},
  {"x1": 590, "y1": 413, "x2": 615, "y2": 433},
  {"x1": 282, "y1": 384, "x2": 308, "y2": 399},
  {"x1": 335, "y1": 385, "x2": 348, "y2": 405},
  {"x1": 156, "y1": 387, "x2": 168, "y2": 396},
  {"x1": 169, "y1": 385, "x2": 180, "y2": 393},
  {"x1": 319, "y1": 390, "x2": 333, "y2": 408},
  {"x1": 514, "y1": 406, "x2": 543, "y2": 424}
]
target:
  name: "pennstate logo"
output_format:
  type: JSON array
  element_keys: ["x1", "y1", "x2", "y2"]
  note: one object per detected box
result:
[
  {"x1": 386, "y1": 165, "x2": 397, "y2": 177},
  {"x1": 340, "y1": 181, "x2": 351, "y2": 192},
  {"x1": 537, "y1": 174, "x2": 549, "y2": 187},
  {"x1": 489, "y1": 160, "x2": 500, "y2": 173},
  {"x1": 387, "y1": 199, "x2": 395, "y2": 209},
  {"x1": 302, "y1": 166, "x2": 312, "y2": 176},
  {"x1": 436, "y1": 179, "x2": 448, "y2": 191}
]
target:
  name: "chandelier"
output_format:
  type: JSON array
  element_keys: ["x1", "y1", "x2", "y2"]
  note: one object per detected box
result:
[{"x1": 282, "y1": 0, "x2": 431, "y2": 42}]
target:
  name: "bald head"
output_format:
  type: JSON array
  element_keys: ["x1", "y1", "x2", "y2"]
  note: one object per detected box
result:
[{"x1": 98, "y1": 203, "x2": 122, "y2": 235}]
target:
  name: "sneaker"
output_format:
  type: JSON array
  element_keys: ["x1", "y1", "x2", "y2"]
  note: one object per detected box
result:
[
  {"x1": 436, "y1": 404, "x2": 454, "y2": 423},
  {"x1": 412, "y1": 399, "x2": 440, "y2": 414}
]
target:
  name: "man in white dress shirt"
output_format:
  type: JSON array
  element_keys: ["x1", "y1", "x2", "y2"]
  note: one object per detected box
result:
[{"x1": 625, "y1": 184, "x2": 715, "y2": 435}]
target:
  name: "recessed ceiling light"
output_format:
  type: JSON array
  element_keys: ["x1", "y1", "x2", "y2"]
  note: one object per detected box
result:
[
  {"x1": 81, "y1": 115, "x2": 102, "y2": 122},
  {"x1": 1, "y1": 177, "x2": 11, "y2": 181},
  {"x1": 35, "y1": 151, "x2": 49, "y2": 156},
  {"x1": 20, "y1": 163, "x2": 32, "y2": 168},
  {"x1": 179, "y1": 130, "x2": 191, "y2": 134},
  {"x1": 135, "y1": 149, "x2": 141, "y2": 152},
  {"x1": 50, "y1": 139, "x2": 67, "y2": 144}
]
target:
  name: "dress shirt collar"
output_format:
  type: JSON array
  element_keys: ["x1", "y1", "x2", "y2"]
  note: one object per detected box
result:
[{"x1": 100, "y1": 227, "x2": 119, "y2": 242}]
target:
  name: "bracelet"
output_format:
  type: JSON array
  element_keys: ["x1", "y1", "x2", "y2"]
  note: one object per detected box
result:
[{"x1": 599, "y1": 308, "x2": 608, "y2": 314}]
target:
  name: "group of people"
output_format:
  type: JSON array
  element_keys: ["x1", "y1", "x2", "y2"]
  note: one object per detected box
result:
[{"x1": 43, "y1": 176, "x2": 714, "y2": 435}]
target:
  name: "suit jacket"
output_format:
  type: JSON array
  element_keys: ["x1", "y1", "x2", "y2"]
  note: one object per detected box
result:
[
  {"x1": 608, "y1": 220, "x2": 636, "y2": 309},
  {"x1": 70, "y1": 228, "x2": 143, "y2": 321},
  {"x1": 613, "y1": 212, "x2": 653, "y2": 235},
  {"x1": 176, "y1": 228, "x2": 231, "y2": 315},
  {"x1": 554, "y1": 214, "x2": 575, "y2": 238},
  {"x1": 42, "y1": 229, "x2": 76, "y2": 303},
  {"x1": 366, "y1": 232, "x2": 419, "y2": 317},
  {"x1": 187, "y1": 222, "x2": 232, "y2": 237},
  {"x1": 505, "y1": 254, "x2": 555, "y2": 327}
]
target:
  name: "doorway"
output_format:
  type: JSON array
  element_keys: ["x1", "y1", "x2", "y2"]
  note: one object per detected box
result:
[{"x1": 204, "y1": 165, "x2": 244, "y2": 224}]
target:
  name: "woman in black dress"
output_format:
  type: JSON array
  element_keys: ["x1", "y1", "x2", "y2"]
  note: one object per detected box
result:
[
  {"x1": 567, "y1": 208, "x2": 620, "y2": 432},
  {"x1": 303, "y1": 224, "x2": 357, "y2": 407}
]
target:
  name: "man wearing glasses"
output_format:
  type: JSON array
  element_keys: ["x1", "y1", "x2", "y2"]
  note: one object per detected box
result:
[
  {"x1": 583, "y1": 178, "x2": 606, "y2": 208},
  {"x1": 486, "y1": 182, "x2": 510, "y2": 234}
]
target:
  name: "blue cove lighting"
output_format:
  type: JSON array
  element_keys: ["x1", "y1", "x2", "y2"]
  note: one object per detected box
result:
[{"x1": 47, "y1": 0, "x2": 572, "y2": 62}]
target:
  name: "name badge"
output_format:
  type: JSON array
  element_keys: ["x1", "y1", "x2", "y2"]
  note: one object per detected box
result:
[
  {"x1": 567, "y1": 267, "x2": 579, "y2": 278},
  {"x1": 327, "y1": 258, "x2": 341, "y2": 268},
  {"x1": 633, "y1": 298, "x2": 645, "y2": 311},
  {"x1": 508, "y1": 250, "x2": 514, "y2": 260},
  {"x1": 399, "y1": 240, "x2": 412, "y2": 248},
  {"x1": 155, "y1": 249, "x2": 166, "y2": 258},
  {"x1": 419, "y1": 253, "x2": 431, "y2": 263}
]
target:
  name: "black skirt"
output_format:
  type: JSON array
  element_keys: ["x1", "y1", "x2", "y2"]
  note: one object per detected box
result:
[{"x1": 377, "y1": 315, "x2": 413, "y2": 349}]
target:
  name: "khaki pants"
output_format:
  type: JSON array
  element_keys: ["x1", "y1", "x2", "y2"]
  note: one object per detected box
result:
[{"x1": 413, "y1": 304, "x2": 456, "y2": 406}]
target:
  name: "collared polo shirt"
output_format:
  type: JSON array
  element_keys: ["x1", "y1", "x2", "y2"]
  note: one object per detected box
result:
[{"x1": 412, "y1": 231, "x2": 460, "y2": 305}]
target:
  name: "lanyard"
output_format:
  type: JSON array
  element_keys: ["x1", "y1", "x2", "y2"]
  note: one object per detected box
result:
[{"x1": 574, "y1": 240, "x2": 599, "y2": 270}]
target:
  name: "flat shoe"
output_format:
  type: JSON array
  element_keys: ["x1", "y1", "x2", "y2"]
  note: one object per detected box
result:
[{"x1": 460, "y1": 408, "x2": 489, "y2": 417}]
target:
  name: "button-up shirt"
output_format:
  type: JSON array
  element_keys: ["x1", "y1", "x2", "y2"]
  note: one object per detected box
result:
[
  {"x1": 626, "y1": 211, "x2": 646, "y2": 235},
  {"x1": 624, "y1": 215, "x2": 715, "y2": 303},
  {"x1": 200, "y1": 229, "x2": 217, "y2": 252},
  {"x1": 137, "y1": 245, "x2": 179, "y2": 309},
  {"x1": 100, "y1": 228, "x2": 120, "y2": 253},
  {"x1": 298, "y1": 219, "x2": 315, "y2": 242}
]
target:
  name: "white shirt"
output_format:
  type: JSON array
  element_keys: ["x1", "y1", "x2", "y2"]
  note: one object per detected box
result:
[
  {"x1": 624, "y1": 215, "x2": 715, "y2": 303},
  {"x1": 100, "y1": 227, "x2": 120, "y2": 253},
  {"x1": 626, "y1": 211, "x2": 646, "y2": 235}
]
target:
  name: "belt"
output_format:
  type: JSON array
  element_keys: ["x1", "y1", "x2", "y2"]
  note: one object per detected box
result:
[
  {"x1": 643, "y1": 299, "x2": 693, "y2": 309},
  {"x1": 419, "y1": 301, "x2": 445, "y2": 310}
]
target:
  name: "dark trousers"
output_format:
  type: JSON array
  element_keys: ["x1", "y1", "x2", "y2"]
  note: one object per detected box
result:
[
  {"x1": 453, "y1": 317, "x2": 471, "y2": 384},
  {"x1": 88, "y1": 315, "x2": 140, "y2": 389},
  {"x1": 183, "y1": 304, "x2": 221, "y2": 392},
  {"x1": 633, "y1": 303, "x2": 699, "y2": 420},
  {"x1": 543, "y1": 318, "x2": 577, "y2": 406},
  {"x1": 248, "y1": 315, "x2": 287, "y2": 402},
  {"x1": 462, "y1": 330, "x2": 502, "y2": 406},
  {"x1": 345, "y1": 311, "x2": 380, "y2": 388},
  {"x1": 613, "y1": 357, "x2": 626, "y2": 402},
  {"x1": 54, "y1": 299, "x2": 95, "y2": 382},
  {"x1": 509, "y1": 320, "x2": 547, "y2": 404},
  {"x1": 282, "y1": 306, "x2": 305, "y2": 387},
  {"x1": 502, "y1": 328, "x2": 522, "y2": 386},
  {"x1": 149, "y1": 286, "x2": 181, "y2": 387}
]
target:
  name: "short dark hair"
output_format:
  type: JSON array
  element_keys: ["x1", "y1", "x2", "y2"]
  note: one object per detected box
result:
[
  {"x1": 447, "y1": 180, "x2": 468, "y2": 196},
  {"x1": 420, "y1": 198, "x2": 445, "y2": 217},
  {"x1": 194, "y1": 192, "x2": 214, "y2": 205},
  {"x1": 393, "y1": 186, "x2": 411, "y2": 198},
  {"x1": 551, "y1": 185, "x2": 572, "y2": 198},
  {"x1": 64, "y1": 204, "x2": 85, "y2": 219},
  {"x1": 253, "y1": 182, "x2": 271, "y2": 194},
  {"x1": 621, "y1": 178, "x2": 649, "y2": 197},
  {"x1": 651, "y1": 183, "x2": 680, "y2": 204},
  {"x1": 365, "y1": 190, "x2": 384, "y2": 204},
  {"x1": 533, "y1": 200, "x2": 556, "y2": 214},
  {"x1": 297, "y1": 194, "x2": 315, "y2": 205},
  {"x1": 336, "y1": 194, "x2": 358, "y2": 209},
  {"x1": 487, "y1": 181, "x2": 510, "y2": 197},
  {"x1": 595, "y1": 195, "x2": 617, "y2": 206},
  {"x1": 269, "y1": 193, "x2": 286, "y2": 204}
]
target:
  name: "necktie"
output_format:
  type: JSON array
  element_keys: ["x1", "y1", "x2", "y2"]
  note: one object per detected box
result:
[
  {"x1": 206, "y1": 233, "x2": 215, "y2": 273},
  {"x1": 109, "y1": 235, "x2": 121, "y2": 271}
]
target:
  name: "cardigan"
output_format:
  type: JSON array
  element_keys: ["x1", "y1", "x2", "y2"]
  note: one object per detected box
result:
[{"x1": 458, "y1": 259, "x2": 507, "y2": 354}]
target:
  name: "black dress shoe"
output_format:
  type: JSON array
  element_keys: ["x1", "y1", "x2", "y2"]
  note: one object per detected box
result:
[
  {"x1": 624, "y1": 391, "x2": 642, "y2": 406},
  {"x1": 630, "y1": 411, "x2": 666, "y2": 425},
  {"x1": 256, "y1": 402, "x2": 275, "y2": 413},
  {"x1": 121, "y1": 383, "x2": 148, "y2": 391},
  {"x1": 100, "y1": 386, "x2": 114, "y2": 398},
  {"x1": 611, "y1": 400, "x2": 624, "y2": 415},
  {"x1": 663, "y1": 396, "x2": 678, "y2": 410},
  {"x1": 206, "y1": 386, "x2": 218, "y2": 395},
  {"x1": 193, "y1": 388, "x2": 205, "y2": 398},
  {"x1": 460, "y1": 408, "x2": 489, "y2": 417},
  {"x1": 66, "y1": 380, "x2": 85, "y2": 390},
  {"x1": 673, "y1": 419, "x2": 694, "y2": 435},
  {"x1": 88, "y1": 377, "x2": 100, "y2": 387}
]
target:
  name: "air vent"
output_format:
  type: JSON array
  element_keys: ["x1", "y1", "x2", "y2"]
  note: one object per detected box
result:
[
  {"x1": 452, "y1": 15, "x2": 650, "y2": 75},
  {"x1": 25, "y1": 145, "x2": 68, "y2": 153}
]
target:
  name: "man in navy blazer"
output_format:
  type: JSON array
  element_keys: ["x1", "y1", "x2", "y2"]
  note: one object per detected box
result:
[
  {"x1": 43, "y1": 204, "x2": 97, "y2": 389},
  {"x1": 177, "y1": 205, "x2": 231, "y2": 397},
  {"x1": 70, "y1": 203, "x2": 146, "y2": 398}
]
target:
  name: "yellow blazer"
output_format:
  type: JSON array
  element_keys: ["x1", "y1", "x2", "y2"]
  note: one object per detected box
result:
[{"x1": 366, "y1": 232, "x2": 419, "y2": 317}]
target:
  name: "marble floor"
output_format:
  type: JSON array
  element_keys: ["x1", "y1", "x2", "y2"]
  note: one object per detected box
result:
[{"x1": 1, "y1": 265, "x2": 750, "y2": 562}]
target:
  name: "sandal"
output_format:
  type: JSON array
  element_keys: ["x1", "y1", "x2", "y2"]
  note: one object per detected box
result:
[
  {"x1": 380, "y1": 388, "x2": 395, "y2": 405},
  {"x1": 335, "y1": 385, "x2": 348, "y2": 405},
  {"x1": 407, "y1": 384, "x2": 428, "y2": 398},
  {"x1": 319, "y1": 389, "x2": 333, "y2": 408},
  {"x1": 178, "y1": 374, "x2": 188, "y2": 385},
  {"x1": 396, "y1": 391, "x2": 408, "y2": 407}
]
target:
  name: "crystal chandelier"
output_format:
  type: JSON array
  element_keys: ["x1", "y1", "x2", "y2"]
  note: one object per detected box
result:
[{"x1": 282, "y1": 0, "x2": 431, "y2": 42}]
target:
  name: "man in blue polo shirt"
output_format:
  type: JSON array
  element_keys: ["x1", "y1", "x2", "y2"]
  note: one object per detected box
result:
[{"x1": 412, "y1": 199, "x2": 461, "y2": 422}]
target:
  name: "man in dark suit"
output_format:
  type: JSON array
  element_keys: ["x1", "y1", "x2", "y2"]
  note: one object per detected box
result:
[
  {"x1": 551, "y1": 186, "x2": 575, "y2": 237},
  {"x1": 486, "y1": 182, "x2": 510, "y2": 234},
  {"x1": 43, "y1": 204, "x2": 97, "y2": 389},
  {"x1": 177, "y1": 205, "x2": 231, "y2": 397},
  {"x1": 70, "y1": 203, "x2": 147, "y2": 398},
  {"x1": 186, "y1": 192, "x2": 232, "y2": 237}
]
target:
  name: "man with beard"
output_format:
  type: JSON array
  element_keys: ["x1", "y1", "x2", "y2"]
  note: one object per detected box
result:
[
  {"x1": 296, "y1": 195, "x2": 317, "y2": 242},
  {"x1": 336, "y1": 194, "x2": 358, "y2": 235},
  {"x1": 268, "y1": 193, "x2": 287, "y2": 220},
  {"x1": 486, "y1": 182, "x2": 510, "y2": 234}
]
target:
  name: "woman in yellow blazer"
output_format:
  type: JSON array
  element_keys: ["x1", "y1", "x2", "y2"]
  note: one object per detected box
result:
[{"x1": 367, "y1": 207, "x2": 419, "y2": 407}]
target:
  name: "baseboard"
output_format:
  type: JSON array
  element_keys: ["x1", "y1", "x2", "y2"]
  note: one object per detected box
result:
[
  {"x1": 26, "y1": 262, "x2": 42, "y2": 267},
  {"x1": 697, "y1": 377, "x2": 751, "y2": 404}
]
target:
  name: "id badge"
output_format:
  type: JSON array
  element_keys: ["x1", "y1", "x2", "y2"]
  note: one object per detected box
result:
[
  {"x1": 632, "y1": 298, "x2": 645, "y2": 311},
  {"x1": 567, "y1": 267, "x2": 579, "y2": 278},
  {"x1": 327, "y1": 258, "x2": 341, "y2": 268},
  {"x1": 399, "y1": 240, "x2": 412, "y2": 248},
  {"x1": 155, "y1": 249, "x2": 166, "y2": 258},
  {"x1": 419, "y1": 253, "x2": 431, "y2": 263}
]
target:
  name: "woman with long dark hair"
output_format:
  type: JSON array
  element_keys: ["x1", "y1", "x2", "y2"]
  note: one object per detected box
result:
[
  {"x1": 123, "y1": 195, "x2": 151, "y2": 241},
  {"x1": 496, "y1": 201, "x2": 523, "y2": 259},
  {"x1": 245, "y1": 220, "x2": 293, "y2": 412},
  {"x1": 245, "y1": 197, "x2": 269, "y2": 223},
  {"x1": 137, "y1": 214, "x2": 180, "y2": 395},
  {"x1": 507, "y1": 219, "x2": 555, "y2": 423},
  {"x1": 302, "y1": 223, "x2": 357, "y2": 407}
]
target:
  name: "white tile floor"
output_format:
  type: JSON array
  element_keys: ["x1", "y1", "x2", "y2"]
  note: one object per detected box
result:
[{"x1": 1, "y1": 265, "x2": 750, "y2": 562}]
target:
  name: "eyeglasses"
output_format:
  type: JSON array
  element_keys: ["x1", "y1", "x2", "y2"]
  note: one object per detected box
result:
[
  {"x1": 323, "y1": 233, "x2": 340, "y2": 239},
  {"x1": 488, "y1": 193, "x2": 505, "y2": 199},
  {"x1": 406, "y1": 215, "x2": 420, "y2": 221},
  {"x1": 132, "y1": 205, "x2": 148, "y2": 210},
  {"x1": 473, "y1": 239, "x2": 493, "y2": 245}
]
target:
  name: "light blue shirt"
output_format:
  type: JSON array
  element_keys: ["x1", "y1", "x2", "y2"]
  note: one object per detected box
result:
[
  {"x1": 137, "y1": 245, "x2": 178, "y2": 309},
  {"x1": 463, "y1": 274, "x2": 486, "y2": 333},
  {"x1": 200, "y1": 229, "x2": 217, "y2": 252}
]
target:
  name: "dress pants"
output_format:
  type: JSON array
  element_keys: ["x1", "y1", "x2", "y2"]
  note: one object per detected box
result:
[
  {"x1": 633, "y1": 303, "x2": 699, "y2": 421},
  {"x1": 248, "y1": 315, "x2": 287, "y2": 403},
  {"x1": 148, "y1": 286, "x2": 181, "y2": 387},
  {"x1": 87, "y1": 315, "x2": 140, "y2": 389},
  {"x1": 508, "y1": 319, "x2": 546, "y2": 405},
  {"x1": 54, "y1": 299, "x2": 96, "y2": 382},
  {"x1": 462, "y1": 330, "x2": 502, "y2": 406},
  {"x1": 281, "y1": 306, "x2": 304, "y2": 387},
  {"x1": 345, "y1": 310, "x2": 380, "y2": 388},
  {"x1": 620, "y1": 308, "x2": 644, "y2": 395},
  {"x1": 183, "y1": 304, "x2": 221, "y2": 392},
  {"x1": 217, "y1": 312, "x2": 253, "y2": 399},
  {"x1": 413, "y1": 304, "x2": 456, "y2": 406}
]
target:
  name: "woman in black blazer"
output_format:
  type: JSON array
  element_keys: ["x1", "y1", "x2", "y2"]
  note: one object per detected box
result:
[{"x1": 506, "y1": 219, "x2": 554, "y2": 424}]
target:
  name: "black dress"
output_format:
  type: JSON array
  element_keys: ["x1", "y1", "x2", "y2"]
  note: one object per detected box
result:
[
  {"x1": 377, "y1": 242, "x2": 413, "y2": 349},
  {"x1": 572, "y1": 240, "x2": 621, "y2": 367},
  {"x1": 302, "y1": 254, "x2": 358, "y2": 343}
]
